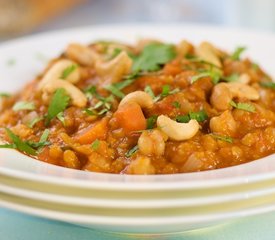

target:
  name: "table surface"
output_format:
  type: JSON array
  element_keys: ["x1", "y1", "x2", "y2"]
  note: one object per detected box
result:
[{"x1": 0, "y1": 208, "x2": 275, "y2": 240}]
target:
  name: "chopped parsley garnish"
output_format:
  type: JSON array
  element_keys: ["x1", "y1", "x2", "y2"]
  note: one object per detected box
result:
[
  {"x1": 91, "y1": 139, "x2": 100, "y2": 150},
  {"x1": 191, "y1": 70, "x2": 221, "y2": 84},
  {"x1": 172, "y1": 101, "x2": 181, "y2": 109},
  {"x1": 83, "y1": 108, "x2": 97, "y2": 116},
  {"x1": 260, "y1": 82, "x2": 275, "y2": 89},
  {"x1": 223, "y1": 73, "x2": 240, "y2": 82},
  {"x1": 57, "y1": 112, "x2": 66, "y2": 125},
  {"x1": 144, "y1": 85, "x2": 156, "y2": 99},
  {"x1": 84, "y1": 85, "x2": 97, "y2": 100},
  {"x1": 45, "y1": 88, "x2": 70, "y2": 126},
  {"x1": 13, "y1": 101, "x2": 35, "y2": 111},
  {"x1": 132, "y1": 43, "x2": 176, "y2": 72},
  {"x1": 231, "y1": 46, "x2": 246, "y2": 61},
  {"x1": 84, "y1": 86, "x2": 114, "y2": 116},
  {"x1": 104, "y1": 71, "x2": 141, "y2": 98},
  {"x1": 230, "y1": 100, "x2": 256, "y2": 113},
  {"x1": 61, "y1": 65, "x2": 78, "y2": 79},
  {"x1": 125, "y1": 145, "x2": 139, "y2": 158},
  {"x1": 0, "y1": 128, "x2": 37, "y2": 155},
  {"x1": 210, "y1": 134, "x2": 233, "y2": 143},
  {"x1": 27, "y1": 116, "x2": 43, "y2": 128},
  {"x1": 104, "y1": 85, "x2": 125, "y2": 99},
  {"x1": 27, "y1": 129, "x2": 51, "y2": 150},
  {"x1": 146, "y1": 115, "x2": 158, "y2": 129},
  {"x1": 176, "y1": 110, "x2": 208, "y2": 123},
  {"x1": 0, "y1": 93, "x2": 11, "y2": 98},
  {"x1": 153, "y1": 85, "x2": 180, "y2": 102}
]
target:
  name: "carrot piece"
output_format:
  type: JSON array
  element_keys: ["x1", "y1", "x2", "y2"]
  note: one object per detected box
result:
[
  {"x1": 114, "y1": 102, "x2": 146, "y2": 134},
  {"x1": 74, "y1": 118, "x2": 108, "y2": 144}
]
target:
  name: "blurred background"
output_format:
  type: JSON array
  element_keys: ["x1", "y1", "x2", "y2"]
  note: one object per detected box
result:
[{"x1": 0, "y1": 0, "x2": 274, "y2": 41}]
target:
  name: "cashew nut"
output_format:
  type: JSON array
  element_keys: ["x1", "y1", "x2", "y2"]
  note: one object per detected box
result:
[
  {"x1": 196, "y1": 42, "x2": 222, "y2": 67},
  {"x1": 66, "y1": 43, "x2": 100, "y2": 66},
  {"x1": 228, "y1": 82, "x2": 259, "y2": 100},
  {"x1": 118, "y1": 91, "x2": 154, "y2": 109},
  {"x1": 138, "y1": 129, "x2": 168, "y2": 156},
  {"x1": 157, "y1": 115, "x2": 200, "y2": 141},
  {"x1": 43, "y1": 79, "x2": 87, "y2": 107},
  {"x1": 211, "y1": 82, "x2": 259, "y2": 111},
  {"x1": 38, "y1": 59, "x2": 80, "y2": 90},
  {"x1": 95, "y1": 51, "x2": 132, "y2": 85}
]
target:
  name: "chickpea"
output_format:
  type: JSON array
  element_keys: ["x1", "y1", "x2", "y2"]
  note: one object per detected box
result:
[
  {"x1": 210, "y1": 110, "x2": 238, "y2": 137},
  {"x1": 138, "y1": 129, "x2": 167, "y2": 156},
  {"x1": 126, "y1": 156, "x2": 155, "y2": 175}
]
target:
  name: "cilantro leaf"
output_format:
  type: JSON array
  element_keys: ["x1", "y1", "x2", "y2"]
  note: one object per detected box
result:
[
  {"x1": 125, "y1": 145, "x2": 139, "y2": 158},
  {"x1": 176, "y1": 110, "x2": 208, "y2": 123},
  {"x1": 144, "y1": 85, "x2": 156, "y2": 99},
  {"x1": 27, "y1": 129, "x2": 50, "y2": 149},
  {"x1": 231, "y1": 46, "x2": 246, "y2": 61},
  {"x1": 91, "y1": 139, "x2": 100, "y2": 150},
  {"x1": 61, "y1": 65, "x2": 78, "y2": 79},
  {"x1": 175, "y1": 115, "x2": 190, "y2": 123},
  {"x1": 45, "y1": 88, "x2": 70, "y2": 126},
  {"x1": 191, "y1": 70, "x2": 221, "y2": 84},
  {"x1": 153, "y1": 85, "x2": 180, "y2": 102},
  {"x1": 104, "y1": 73, "x2": 140, "y2": 98},
  {"x1": 260, "y1": 82, "x2": 275, "y2": 89},
  {"x1": 210, "y1": 134, "x2": 233, "y2": 143},
  {"x1": 83, "y1": 87, "x2": 114, "y2": 116},
  {"x1": 13, "y1": 101, "x2": 35, "y2": 111},
  {"x1": 57, "y1": 112, "x2": 65, "y2": 125},
  {"x1": 104, "y1": 85, "x2": 125, "y2": 99},
  {"x1": 146, "y1": 115, "x2": 158, "y2": 129},
  {"x1": 0, "y1": 128, "x2": 37, "y2": 155},
  {"x1": 230, "y1": 101, "x2": 256, "y2": 113},
  {"x1": 132, "y1": 43, "x2": 176, "y2": 72}
]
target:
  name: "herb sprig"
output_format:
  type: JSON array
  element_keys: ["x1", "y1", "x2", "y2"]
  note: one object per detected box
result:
[
  {"x1": 210, "y1": 134, "x2": 233, "y2": 143},
  {"x1": 176, "y1": 110, "x2": 208, "y2": 123},
  {"x1": 145, "y1": 85, "x2": 180, "y2": 102},
  {"x1": 132, "y1": 43, "x2": 176, "y2": 72},
  {"x1": 0, "y1": 128, "x2": 50, "y2": 155},
  {"x1": 230, "y1": 100, "x2": 256, "y2": 113},
  {"x1": 61, "y1": 65, "x2": 78, "y2": 79},
  {"x1": 191, "y1": 70, "x2": 222, "y2": 84},
  {"x1": 231, "y1": 46, "x2": 246, "y2": 61},
  {"x1": 125, "y1": 145, "x2": 139, "y2": 158},
  {"x1": 13, "y1": 101, "x2": 35, "y2": 112},
  {"x1": 45, "y1": 88, "x2": 70, "y2": 126}
]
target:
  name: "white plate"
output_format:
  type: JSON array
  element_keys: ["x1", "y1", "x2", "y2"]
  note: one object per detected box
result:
[
  {"x1": 1, "y1": 190, "x2": 275, "y2": 234},
  {"x1": 0, "y1": 24, "x2": 275, "y2": 191},
  {"x1": 2, "y1": 173, "x2": 275, "y2": 208}
]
